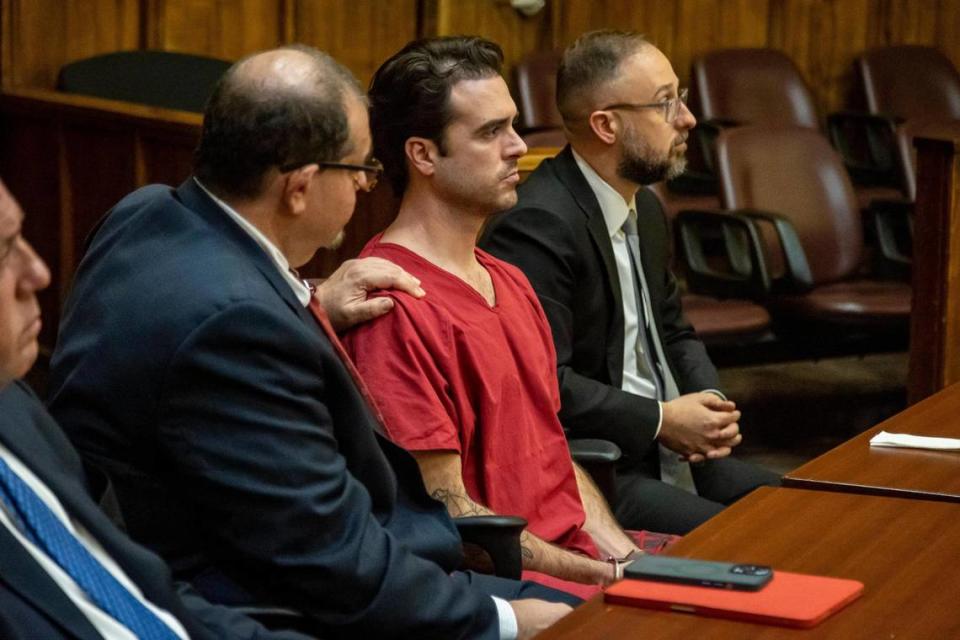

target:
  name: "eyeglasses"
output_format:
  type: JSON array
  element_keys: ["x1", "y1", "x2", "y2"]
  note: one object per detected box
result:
[
  {"x1": 599, "y1": 88, "x2": 689, "y2": 124},
  {"x1": 282, "y1": 158, "x2": 383, "y2": 192},
  {"x1": 320, "y1": 158, "x2": 383, "y2": 192}
]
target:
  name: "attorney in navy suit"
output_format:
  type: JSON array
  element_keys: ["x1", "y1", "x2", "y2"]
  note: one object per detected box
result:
[
  {"x1": 48, "y1": 46, "x2": 572, "y2": 639},
  {"x1": 0, "y1": 179, "x2": 309, "y2": 639}
]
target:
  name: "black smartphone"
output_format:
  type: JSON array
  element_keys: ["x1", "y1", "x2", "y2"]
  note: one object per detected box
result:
[{"x1": 624, "y1": 555, "x2": 773, "y2": 591}]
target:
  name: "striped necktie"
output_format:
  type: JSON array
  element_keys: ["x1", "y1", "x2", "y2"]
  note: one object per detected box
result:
[{"x1": 0, "y1": 456, "x2": 180, "y2": 639}]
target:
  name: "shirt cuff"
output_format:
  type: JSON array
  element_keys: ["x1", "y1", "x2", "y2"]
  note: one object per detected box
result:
[
  {"x1": 493, "y1": 596, "x2": 518, "y2": 640},
  {"x1": 702, "y1": 388, "x2": 727, "y2": 401}
]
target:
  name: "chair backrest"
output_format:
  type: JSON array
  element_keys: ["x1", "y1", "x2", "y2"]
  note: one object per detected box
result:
[
  {"x1": 691, "y1": 48, "x2": 820, "y2": 129},
  {"x1": 857, "y1": 45, "x2": 960, "y2": 121},
  {"x1": 513, "y1": 50, "x2": 563, "y2": 132},
  {"x1": 716, "y1": 125, "x2": 863, "y2": 285},
  {"x1": 58, "y1": 50, "x2": 232, "y2": 113}
]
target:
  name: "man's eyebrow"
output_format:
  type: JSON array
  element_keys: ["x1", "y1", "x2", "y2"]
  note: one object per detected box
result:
[
  {"x1": 473, "y1": 114, "x2": 517, "y2": 135},
  {"x1": 653, "y1": 82, "x2": 675, "y2": 98}
]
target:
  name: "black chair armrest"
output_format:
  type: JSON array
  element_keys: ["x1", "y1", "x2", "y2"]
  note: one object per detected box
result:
[
  {"x1": 568, "y1": 438, "x2": 621, "y2": 507},
  {"x1": 826, "y1": 110, "x2": 903, "y2": 188},
  {"x1": 675, "y1": 209, "x2": 772, "y2": 299},
  {"x1": 866, "y1": 198, "x2": 913, "y2": 270},
  {"x1": 454, "y1": 515, "x2": 527, "y2": 580},
  {"x1": 688, "y1": 118, "x2": 741, "y2": 175},
  {"x1": 735, "y1": 208, "x2": 815, "y2": 293}
]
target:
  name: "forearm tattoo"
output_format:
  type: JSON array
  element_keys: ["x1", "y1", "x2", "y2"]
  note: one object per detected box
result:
[{"x1": 430, "y1": 488, "x2": 488, "y2": 517}]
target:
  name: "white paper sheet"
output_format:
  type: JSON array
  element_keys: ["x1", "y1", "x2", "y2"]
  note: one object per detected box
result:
[{"x1": 869, "y1": 430, "x2": 960, "y2": 451}]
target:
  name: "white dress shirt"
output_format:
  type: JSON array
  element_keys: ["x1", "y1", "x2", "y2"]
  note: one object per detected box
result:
[
  {"x1": 572, "y1": 152, "x2": 664, "y2": 432},
  {"x1": 195, "y1": 179, "x2": 518, "y2": 640},
  {"x1": 0, "y1": 443, "x2": 189, "y2": 640}
]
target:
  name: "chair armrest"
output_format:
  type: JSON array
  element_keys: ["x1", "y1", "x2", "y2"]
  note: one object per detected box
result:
[
  {"x1": 866, "y1": 198, "x2": 913, "y2": 270},
  {"x1": 454, "y1": 515, "x2": 527, "y2": 580},
  {"x1": 689, "y1": 118, "x2": 741, "y2": 175},
  {"x1": 675, "y1": 209, "x2": 772, "y2": 299},
  {"x1": 826, "y1": 111, "x2": 903, "y2": 188},
  {"x1": 735, "y1": 208, "x2": 815, "y2": 293},
  {"x1": 568, "y1": 438, "x2": 621, "y2": 507},
  {"x1": 568, "y1": 438, "x2": 622, "y2": 464}
]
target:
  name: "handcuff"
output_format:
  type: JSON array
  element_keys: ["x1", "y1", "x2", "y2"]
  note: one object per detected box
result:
[{"x1": 606, "y1": 548, "x2": 642, "y2": 582}]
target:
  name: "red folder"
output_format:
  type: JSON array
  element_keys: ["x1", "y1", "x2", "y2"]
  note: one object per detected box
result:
[{"x1": 604, "y1": 570, "x2": 863, "y2": 628}]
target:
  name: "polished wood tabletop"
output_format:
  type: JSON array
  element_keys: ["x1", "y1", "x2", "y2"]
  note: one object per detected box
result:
[
  {"x1": 536, "y1": 487, "x2": 960, "y2": 639},
  {"x1": 784, "y1": 382, "x2": 960, "y2": 501}
]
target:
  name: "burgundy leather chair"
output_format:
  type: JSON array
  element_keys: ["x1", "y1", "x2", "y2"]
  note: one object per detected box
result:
[
  {"x1": 713, "y1": 125, "x2": 910, "y2": 348},
  {"x1": 856, "y1": 45, "x2": 960, "y2": 200},
  {"x1": 647, "y1": 182, "x2": 772, "y2": 358},
  {"x1": 513, "y1": 50, "x2": 565, "y2": 147},
  {"x1": 692, "y1": 48, "x2": 906, "y2": 209}
]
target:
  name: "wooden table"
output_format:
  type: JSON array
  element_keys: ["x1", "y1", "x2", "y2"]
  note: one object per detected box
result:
[
  {"x1": 783, "y1": 382, "x2": 960, "y2": 502},
  {"x1": 537, "y1": 487, "x2": 960, "y2": 639}
]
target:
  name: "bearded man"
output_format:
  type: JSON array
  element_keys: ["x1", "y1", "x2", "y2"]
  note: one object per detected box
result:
[{"x1": 480, "y1": 30, "x2": 779, "y2": 536}]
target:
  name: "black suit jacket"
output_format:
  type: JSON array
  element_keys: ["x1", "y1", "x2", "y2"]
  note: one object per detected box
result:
[
  {"x1": 0, "y1": 381, "x2": 305, "y2": 640},
  {"x1": 481, "y1": 146, "x2": 720, "y2": 469},
  {"x1": 47, "y1": 180, "x2": 499, "y2": 639}
]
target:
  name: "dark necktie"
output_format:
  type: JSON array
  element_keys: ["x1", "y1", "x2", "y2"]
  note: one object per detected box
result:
[
  {"x1": 0, "y1": 456, "x2": 180, "y2": 639},
  {"x1": 307, "y1": 298, "x2": 390, "y2": 435},
  {"x1": 622, "y1": 211, "x2": 695, "y2": 492},
  {"x1": 622, "y1": 211, "x2": 665, "y2": 399}
]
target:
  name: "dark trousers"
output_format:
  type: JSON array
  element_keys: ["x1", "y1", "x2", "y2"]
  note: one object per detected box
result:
[{"x1": 614, "y1": 457, "x2": 781, "y2": 535}]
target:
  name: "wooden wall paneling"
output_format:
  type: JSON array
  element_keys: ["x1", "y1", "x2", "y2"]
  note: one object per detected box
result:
[
  {"x1": 60, "y1": 123, "x2": 138, "y2": 274},
  {"x1": 672, "y1": 0, "x2": 769, "y2": 88},
  {"x1": 146, "y1": 0, "x2": 285, "y2": 60},
  {"x1": 552, "y1": 0, "x2": 679, "y2": 60},
  {"x1": 294, "y1": 0, "x2": 418, "y2": 87},
  {"x1": 874, "y1": 0, "x2": 940, "y2": 46},
  {"x1": 769, "y1": 0, "x2": 871, "y2": 115},
  {"x1": 429, "y1": 0, "x2": 553, "y2": 79},
  {"x1": 2, "y1": 0, "x2": 140, "y2": 89},
  {"x1": 0, "y1": 108, "x2": 63, "y2": 349},
  {"x1": 934, "y1": 0, "x2": 960, "y2": 71},
  {"x1": 137, "y1": 129, "x2": 200, "y2": 187}
]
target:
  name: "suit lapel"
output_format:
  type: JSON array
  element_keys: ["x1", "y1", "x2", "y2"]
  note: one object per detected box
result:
[
  {"x1": 0, "y1": 388, "x2": 112, "y2": 640},
  {"x1": 551, "y1": 147, "x2": 624, "y2": 309},
  {"x1": 0, "y1": 528, "x2": 103, "y2": 640},
  {"x1": 551, "y1": 147, "x2": 626, "y2": 385}
]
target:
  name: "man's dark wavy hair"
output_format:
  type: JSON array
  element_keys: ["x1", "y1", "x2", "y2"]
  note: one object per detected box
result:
[
  {"x1": 194, "y1": 44, "x2": 361, "y2": 199},
  {"x1": 368, "y1": 36, "x2": 504, "y2": 195}
]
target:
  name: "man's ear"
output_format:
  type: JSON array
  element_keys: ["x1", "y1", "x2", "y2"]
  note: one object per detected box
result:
[
  {"x1": 282, "y1": 164, "x2": 319, "y2": 216},
  {"x1": 588, "y1": 110, "x2": 619, "y2": 146},
  {"x1": 405, "y1": 137, "x2": 438, "y2": 180}
]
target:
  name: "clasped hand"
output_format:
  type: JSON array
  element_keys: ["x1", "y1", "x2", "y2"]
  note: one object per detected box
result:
[{"x1": 659, "y1": 392, "x2": 742, "y2": 463}]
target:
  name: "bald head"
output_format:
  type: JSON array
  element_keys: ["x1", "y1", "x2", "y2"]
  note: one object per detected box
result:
[
  {"x1": 556, "y1": 30, "x2": 653, "y2": 127},
  {"x1": 229, "y1": 48, "x2": 329, "y2": 96},
  {"x1": 194, "y1": 45, "x2": 362, "y2": 199}
]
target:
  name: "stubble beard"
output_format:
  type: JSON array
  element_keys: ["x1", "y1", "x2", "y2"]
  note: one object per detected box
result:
[{"x1": 618, "y1": 129, "x2": 688, "y2": 186}]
